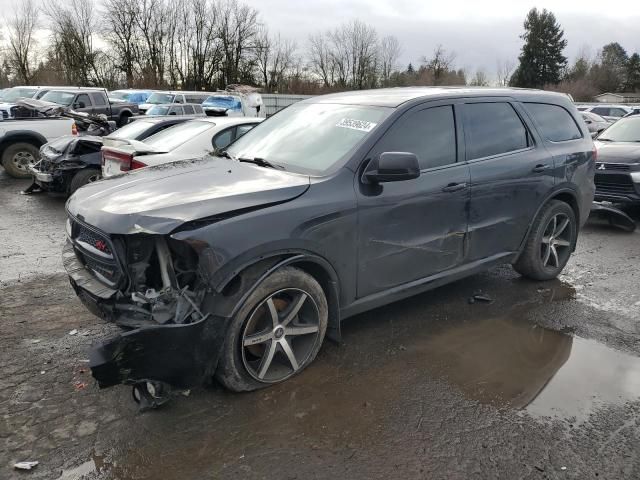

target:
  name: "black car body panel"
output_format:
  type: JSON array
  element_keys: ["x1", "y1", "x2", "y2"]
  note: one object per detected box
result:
[
  {"x1": 66, "y1": 157, "x2": 311, "y2": 234},
  {"x1": 63, "y1": 87, "x2": 595, "y2": 391}
]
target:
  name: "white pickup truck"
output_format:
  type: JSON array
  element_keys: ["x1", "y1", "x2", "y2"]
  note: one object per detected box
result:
[{"x1": 0, "y1": 116, "x2": 76, "y2": 178}]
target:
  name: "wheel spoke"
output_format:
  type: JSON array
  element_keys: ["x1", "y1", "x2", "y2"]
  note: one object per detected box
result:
[
  {"x1": 541, "y1": 236, "x2": 551, "y2": 244},
  {"x1": 243, "y1": 330, "x2": 273, "y2": 346},
  {"x1": 555, "y1": 217, "x2": 569, "y2": 236},
  {"x1": 550, "y1": 245, "x2": 559, "y2": 267},
  {"x1": 257, "y1": 340, "x2": 277, "y2": 379},
  {"x1": 280, "y1": 339, "x2": 299, "y2": 371},
  {"x1": 266, "y1": 298, "x2": 279, "y2": 328},
  {"x1": 542, "y1": 244, "x2": 552, "y2": 266},
  {"x1": 281, "y1": 293, "x2": 307, "y2": 327},
  {"x1": 285, "y1": 325, "x2": 319, "y2": 336},
  {"x1": 554, "y1": 239, "x2": 570, "y2": 247}
]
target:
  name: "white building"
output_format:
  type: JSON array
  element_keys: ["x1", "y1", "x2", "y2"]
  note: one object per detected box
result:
[{"x1": 594, "y1": 92, "x2": 640, "y2": 104}]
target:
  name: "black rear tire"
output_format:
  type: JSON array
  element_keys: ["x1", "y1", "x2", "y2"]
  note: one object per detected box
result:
[
  {"x1": 69, "y1": 168, "x2": 101, "y2": 195},
  {"x1": 1, "y1": 142, "x2": 40, "y2": 178},
  {"x1": 216, "y1": 267, "x2": 328, "y2": 392},
  {"x1": 513, "y1": 200, "x2": 577, "y2": 281}
]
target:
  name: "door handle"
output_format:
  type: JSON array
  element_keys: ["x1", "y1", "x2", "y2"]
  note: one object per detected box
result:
[
  {"x1": 442, "y1": 182, "x2": 467, "y2": 193},
  {"x1": 532, "y1": 164, "x2": 551, "y2": 173}
]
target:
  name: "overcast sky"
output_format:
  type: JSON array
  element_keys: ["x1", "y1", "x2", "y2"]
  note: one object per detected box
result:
[
  {"x1": 2, "y1": 0, "x2": 640, "y2": 78},
  {"x1": 242, "y1": 0, "x2": 640, "y2": 76}
]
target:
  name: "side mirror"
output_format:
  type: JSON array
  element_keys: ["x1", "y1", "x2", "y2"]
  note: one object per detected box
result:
[
  {"x1": 363, "y1": 152, "x2": 420, "y2": 184},
  {"x1": 75, "y1": 101, "x2": 86, "y2": 109}
]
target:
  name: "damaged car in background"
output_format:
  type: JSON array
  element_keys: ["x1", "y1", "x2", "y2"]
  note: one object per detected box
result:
[
  {"x1": 27, "y1": 116, "x2": 193, "y2": 195},
  {"x1": 63, "y1": 88, "x2": 594, "y2": 409}
]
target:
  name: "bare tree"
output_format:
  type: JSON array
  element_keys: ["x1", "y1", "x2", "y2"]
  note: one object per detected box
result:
[
  {"x1": 217, "y1": 0, "x2": 260, "y2": 86},
  {"x1": 422, "y1": 45, "x2": 456, "y2": 85},
  {"x1": 308, "y1": 33, "x2": 335, "y2": 88},
  {"x1": 469, "y1": 69, "x2": 489, "y2": 86},
  {"x1": 45, "y1": 0, "x2": 101, "y2": 85},
  {"x1": 7, "y1": 0, "x2": 40, "y2": 84},
  {"x1": 102, "y1": 0, "x2": 141, "y2": 87},
  {"x1": 496, "y1": 59, "x2": 515, "y2": 86},
  {"x1": 380, "y1": 35, "x2": 401, "y2": 86},
  {"x1": 255, "y1": 28, "x2": 295, "y2": 92},
  {"x1": 137, "y1": 0, "x2": 170, "y2": 87}
]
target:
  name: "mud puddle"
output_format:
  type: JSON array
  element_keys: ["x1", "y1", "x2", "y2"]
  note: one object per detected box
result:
[{"x1": 415, "y1": 315, "x2": 640, "y2": 421}]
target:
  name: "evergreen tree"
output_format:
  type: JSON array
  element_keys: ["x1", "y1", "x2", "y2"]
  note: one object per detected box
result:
[
  {"x1": 511, "y1": 8, "x2": 567, "y2": 88},
  {"x1": 407, "y1": 63, "x2": 415, "y2": 74},
  {"x1": 626, "y1": 53, "x2": 640, "y2": 92}
]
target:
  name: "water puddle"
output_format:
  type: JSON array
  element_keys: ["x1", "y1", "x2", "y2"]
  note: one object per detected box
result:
[{"x1": 416, "y1": 315, "x2": 640, "y2": 421}]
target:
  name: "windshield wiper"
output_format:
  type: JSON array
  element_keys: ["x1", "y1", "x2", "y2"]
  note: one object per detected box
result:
[
  {"x1": 597, "y1": 138, "x2": 613, "y2": 142},
  {"x1": 238, "y1": 157, "x2": 285, "y2": 170}
]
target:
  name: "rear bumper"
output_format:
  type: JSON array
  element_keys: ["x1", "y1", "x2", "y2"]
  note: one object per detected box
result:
[{"x1": 63, "y1": 240, "x2": 229, "y2": 389}]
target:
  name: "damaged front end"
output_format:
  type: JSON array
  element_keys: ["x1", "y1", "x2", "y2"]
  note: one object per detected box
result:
[{"x1": 63, "y1": 216, "x2": 229, "y2": 398}]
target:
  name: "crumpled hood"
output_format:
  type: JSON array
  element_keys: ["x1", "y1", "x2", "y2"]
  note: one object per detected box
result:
[
  {"x1": 42, "y1": 136, "x2": 104, "y2": 163},
  {"x1": 595, "y1": 142, "x2": 640, "y2": 164},
  {"x1": 66, "y1": 156, "x2": 310, "y2": 234}
]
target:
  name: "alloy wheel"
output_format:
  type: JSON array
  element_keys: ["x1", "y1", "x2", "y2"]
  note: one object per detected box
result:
[
  {"x1": 241, "y1": 288, "x2": 321, "y2": 383},
  {"x1": 540, "y1": 213, "x2": 572, "y2": 269}
]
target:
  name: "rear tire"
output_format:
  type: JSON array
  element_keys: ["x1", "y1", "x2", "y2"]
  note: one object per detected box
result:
[
  {"x1": 69, "y1": 168, "x2": 101, "y2": 195},
  {"x1": 1, "y1": 142, "x2": 40, "y2": 178},
  {"x1": 216, "y1": 267, "x2": 328, "y2": 392},
  {"x1": 513, "y1": 200, "x2": 577, "y2": 281}
]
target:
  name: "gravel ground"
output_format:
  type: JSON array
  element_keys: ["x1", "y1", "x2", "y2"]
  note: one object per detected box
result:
[{"x1": 1, "y1": 169, "x2": 640, "y2": 480}]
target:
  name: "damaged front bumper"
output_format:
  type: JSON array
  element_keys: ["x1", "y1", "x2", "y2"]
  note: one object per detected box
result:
[{"x1": 63, "y1": 238, "x2": 230, "y2": 390}]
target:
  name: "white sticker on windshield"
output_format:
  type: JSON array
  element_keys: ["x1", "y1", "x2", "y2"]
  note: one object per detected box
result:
[{"x1": 336, "y1": 118, "x2": 377, "y2": 132}]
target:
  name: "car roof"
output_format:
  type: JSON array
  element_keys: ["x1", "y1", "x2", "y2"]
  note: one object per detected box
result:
[
  {"x1": 303, "y1": 87, "x2": 573, "y2": 108},
  {"x1": 148, "y1": 103, "x2": 205, "y2": 107}
]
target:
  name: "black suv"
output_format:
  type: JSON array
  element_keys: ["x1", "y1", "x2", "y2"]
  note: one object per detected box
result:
[{"x1": 63, "y1": 87, "x2": 595, "y2": 400}]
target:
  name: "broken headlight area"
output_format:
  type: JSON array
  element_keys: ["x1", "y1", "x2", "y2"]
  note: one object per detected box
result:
[{"x1": 65, "y1": 226, "x2": 227, "y2": 395}]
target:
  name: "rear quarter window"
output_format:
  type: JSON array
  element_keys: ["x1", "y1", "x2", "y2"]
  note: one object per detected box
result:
[{"x1": 525, "y1": 103, "x2": 583, "y2": 142}]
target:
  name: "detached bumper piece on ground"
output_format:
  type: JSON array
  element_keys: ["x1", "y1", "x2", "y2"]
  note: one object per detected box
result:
[{"x1": 589, "y1": 202, "x2": 637, "y2": 232}]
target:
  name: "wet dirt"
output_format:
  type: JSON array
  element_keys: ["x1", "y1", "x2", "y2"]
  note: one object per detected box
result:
[{"x1": 2, "y1": 170, "x2": 640, "y2": 479}]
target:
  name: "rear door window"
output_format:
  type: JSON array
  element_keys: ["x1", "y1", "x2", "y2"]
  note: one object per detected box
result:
[
  {"x1": 463, "y1": 102, "x2": 529, "y2": 160},
  {"x1": 90, "y1": 92, "x2": 107, "y2": 106},
  {"x1": 373, "y1": 105, "x2": 457, "y2": 170},
  {"x1": 183, "y1": 105, "x2": 194, "y2": 114},
  {"x1": 525, "y1": 103, "x2": 582, "y2": 142}
]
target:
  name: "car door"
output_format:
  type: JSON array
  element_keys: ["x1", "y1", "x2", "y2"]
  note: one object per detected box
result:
[
  {"x1": 355, "y1": 102, "x2": 470, "y2": 298},
  {"x1": 463, "y1": 100, "x2": 555, "y2": 261},
  {"x1": 74, "y1": 93, "x2": 93, "y2": 114},
  {"x1": 90, "y1": 92, "x2": 109, "y2": 116}
]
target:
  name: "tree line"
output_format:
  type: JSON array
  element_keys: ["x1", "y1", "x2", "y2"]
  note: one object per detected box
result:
[{"x1": 1, "y1": 1, "x2": 639, "y2": 100}]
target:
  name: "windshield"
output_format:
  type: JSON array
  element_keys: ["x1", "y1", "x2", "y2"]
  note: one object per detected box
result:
[
  {"x1": 204, "y1": 95, "x2": 242, "y2": 111},
  {"x1": 146, "y1": 105, "x2": 170, "y2": 116},
  {"x1": 145, "y1": 120, "x2": 213, "y2": 151},
  {"x1": 40, "y1": 91, "x2": 76, "y2": 106},
  {"x1": 109, "y1": 120, "x2": 156, "y2": 140},
  {"x1": 598, "y1": 117, "x2": 640, "y2": 142},
  {"x1": 3, "y1": 87, "x2": 38, "y2": 102},
  {"x1": 226, "y1": 103, "x2": 391, "y2": 175},
  {"x1": 146, "y1": 93, "x2": 175, "y2": 104}
]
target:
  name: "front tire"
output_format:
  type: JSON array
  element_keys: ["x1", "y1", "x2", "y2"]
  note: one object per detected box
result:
[
  {"x1": 513, "y1": 200, "x2": 577, "y2": 281},
  {"x1": 216, "y1": 267, "x2": 328, "y2": 392},
  {"x1": 1, "y1": 142, "x2": 40, "y2": 178}
]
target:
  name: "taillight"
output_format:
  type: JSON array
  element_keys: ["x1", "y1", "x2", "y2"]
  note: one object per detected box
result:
[
  {"x1": 102, "y1": 149, "x2": 134, "y2": 172},
  {"x1": 71, "y1": 123, "x2": 78, "y2": 135},
  {"x1": 131, "y1": 159, "x2": 148, "y2": 170}
]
